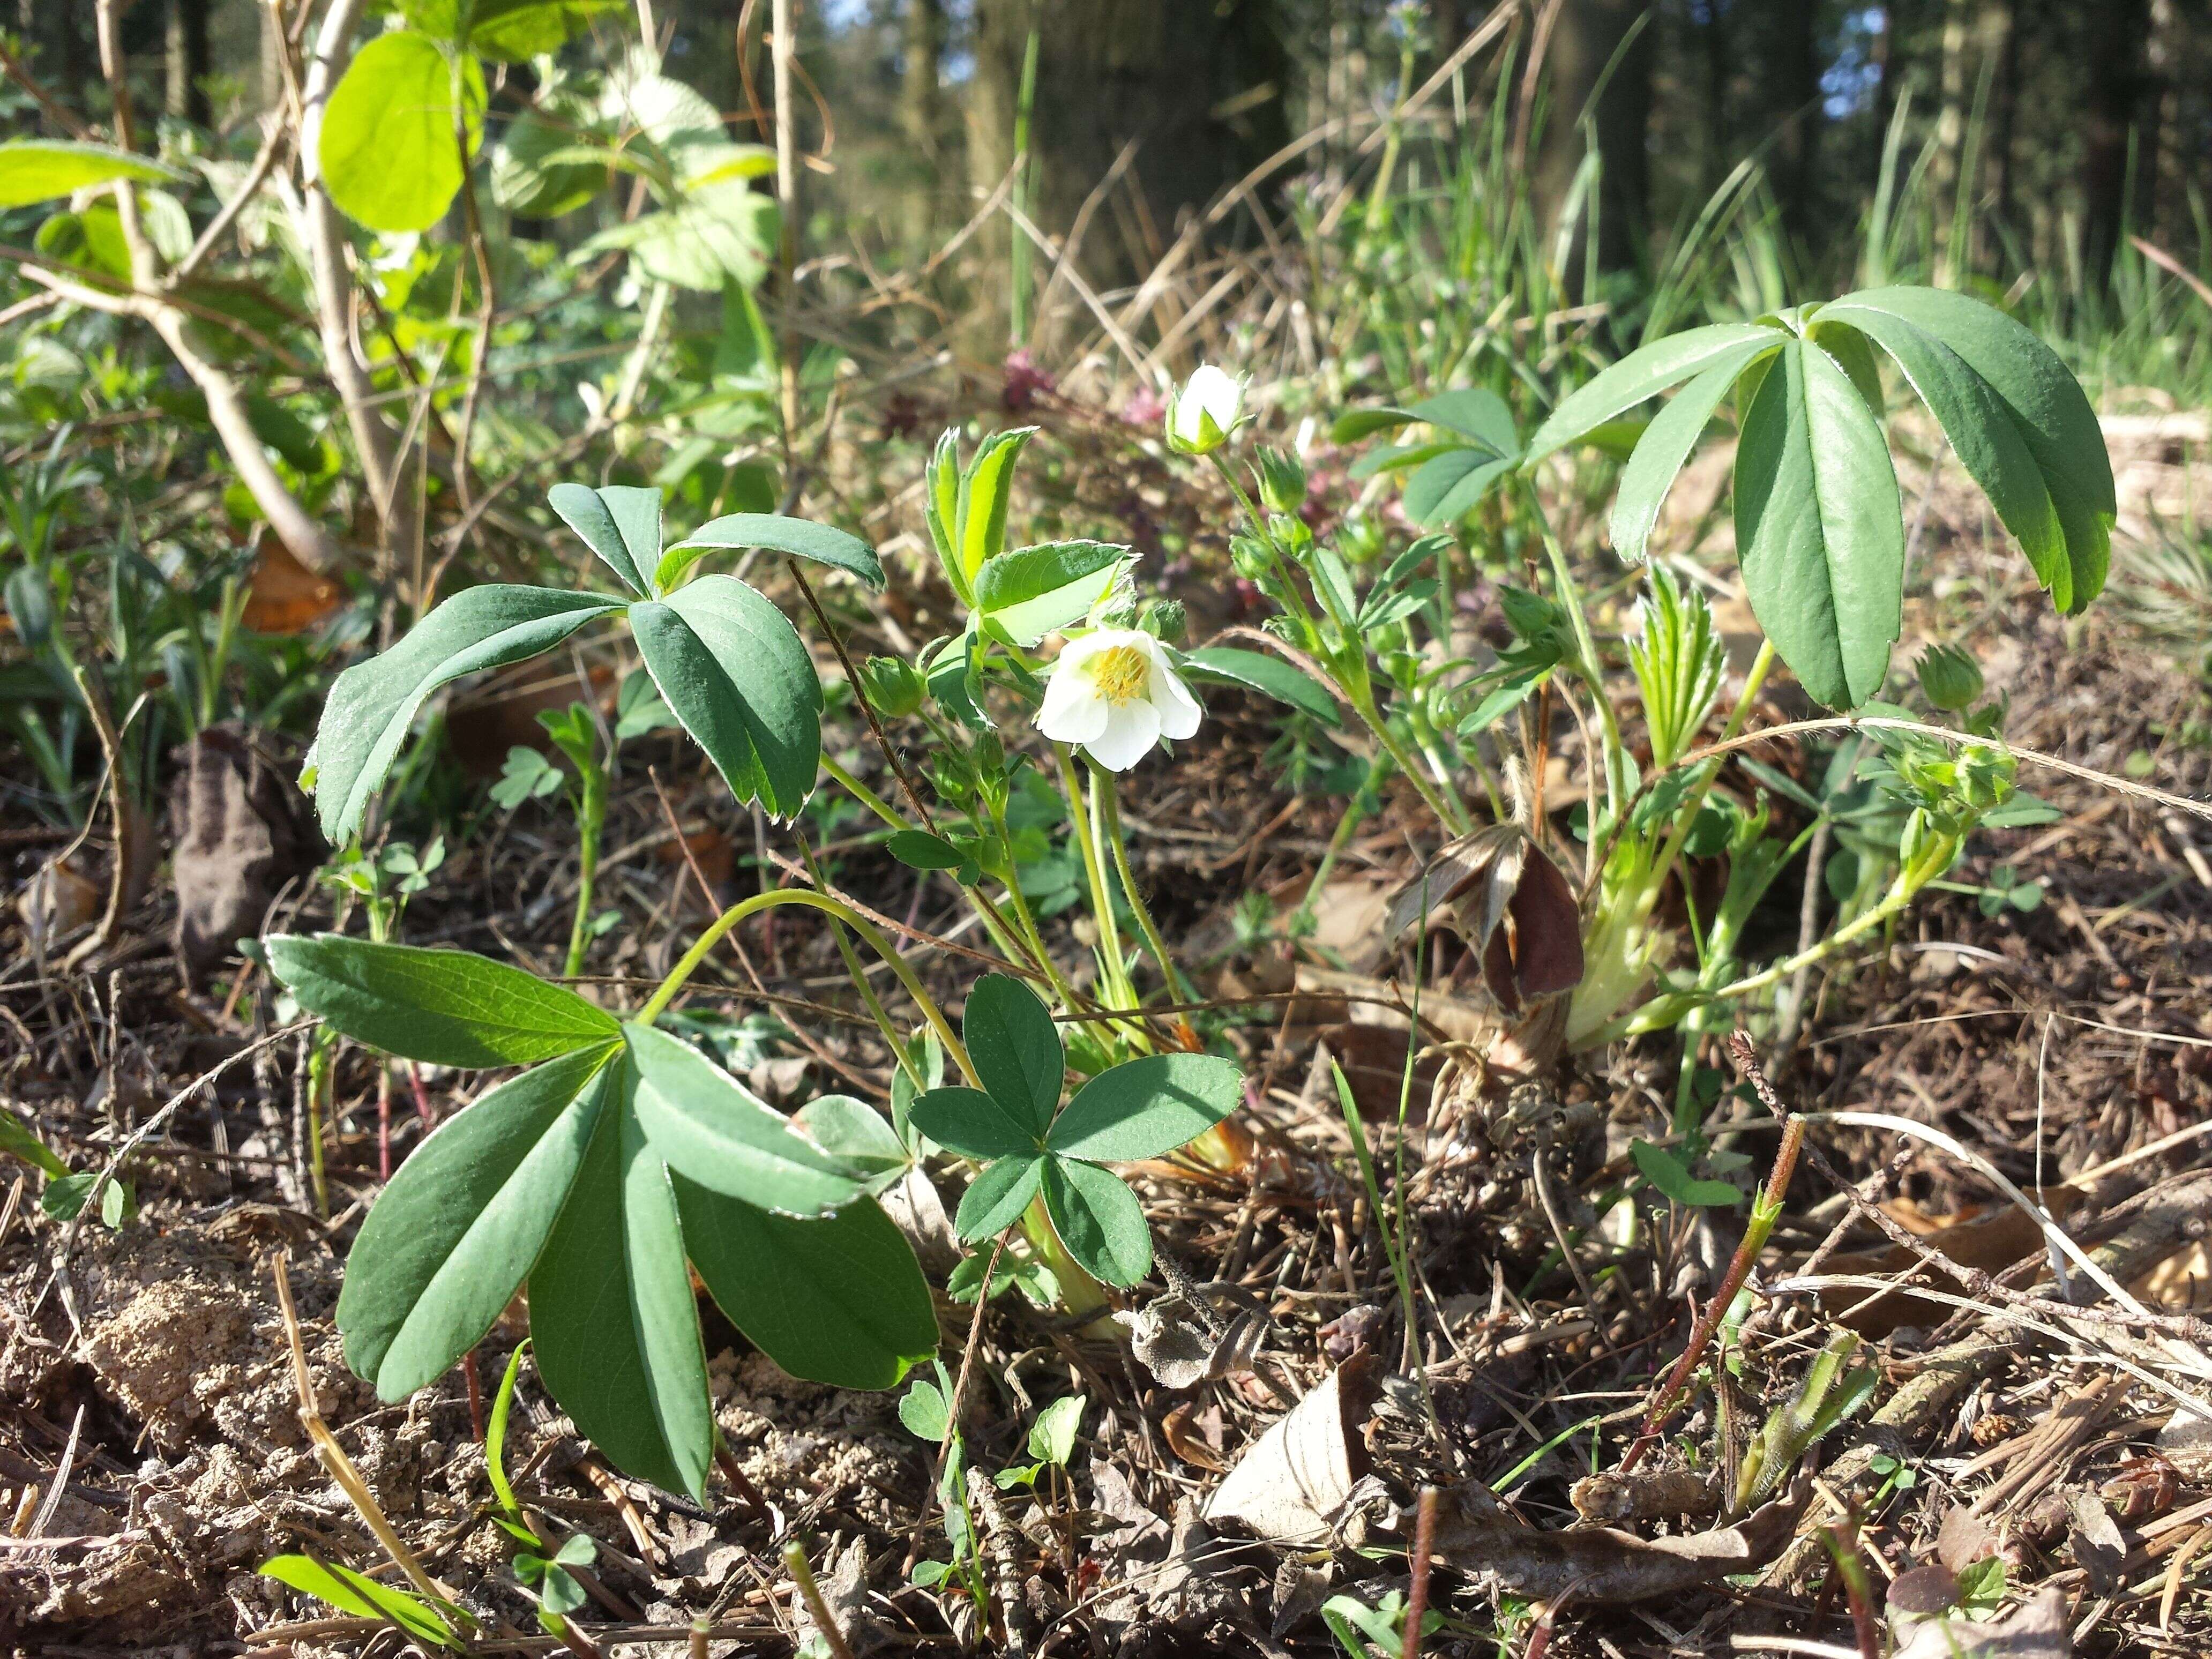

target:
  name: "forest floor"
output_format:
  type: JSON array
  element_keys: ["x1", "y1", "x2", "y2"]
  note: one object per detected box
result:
[{"x1": 5, "y1": 405, "x2": 2212, "y2": 1658}]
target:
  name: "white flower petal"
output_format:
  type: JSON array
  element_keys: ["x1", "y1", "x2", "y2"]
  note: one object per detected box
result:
[
  {"x1": 1149, "y1": 659, "x2": 1204, "y2": 740},
  {"x1": 1037, "y1": 672, "x2": 1110, "y2": 744},
  {"x1": 1083, "y1": 698, "x2": 1162, "y2": 772}
]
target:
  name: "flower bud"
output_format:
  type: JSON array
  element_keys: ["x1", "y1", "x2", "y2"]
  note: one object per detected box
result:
[
  {"x1": 1139, "y1": 599, "x2": 1187, "y2": 644},
  {"x1": 1254, "y1": 447, "x2": 1307, "y2": 513},
  {"x1": 1916, "y1": 644, "x2": 1984, "y2": 712},
  {"x1": 860, "y1": 655, "x2": 925, "y2": 718},
  {"x1": 1230, "y1": 536, "x2": 1272, "y2": 581},
  {"x1": 1165, "y1": 364, "x2": 1245, "y2": 455}
]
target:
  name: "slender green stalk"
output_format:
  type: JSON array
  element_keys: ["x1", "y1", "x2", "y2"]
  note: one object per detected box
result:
[
  {"x1": 562, "y1": 760, "x2": 606, "y2": 981},
  {"x1": 1294, "y1": 749, "x2": 1394, "y2": 932},
  {"x1": 1095, "y1": 771, "x2": 1193, "y2": 1003},
  {"x1": 1055, "y1": 746, "x2": 1143, "y2": 1036},
  {"x1": 819, "y1": 751, "x2": 905, "y2": 829},
  {"x1": 1518, "y1": 476, "x2": 1625, "y2": 817}
]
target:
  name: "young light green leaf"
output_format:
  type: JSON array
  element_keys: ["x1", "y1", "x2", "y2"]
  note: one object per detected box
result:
[
  {"x1": 337, "y1": 1047, "x2": 616, "y2": 1400},
  {"x1": 623, "y1": 1022, "x2": 868, "y2": 1217},
  {"x1": 1041, "y1": 1156, "x2": 1151, "y2": 1286},
  {"x1": 530, "y1": 1080, "x2": 714, "y2": 1500},
  {"x1": 795, "y1": 1096, "x2": 911, "y2": 1184},
  {"x1": 953, "y1": 1153, "x2": 1046, "y2": 1241},
  {"x1": 1734, "y1": 339, "x2": 1904, "y2": 709},
  {"x1": 924, "y1": 428, "x2": 966, "y2": 600},
  {"x1": 1402, "y1": 449, "x2": 1516, "y2": 526},
  {"x1": 309, "y1": 585, "x2": 623, "y2": 841},
  {"x1": 268, "y1": 936, "x2": 621, "y2": 1067},
  {"x1": 898, "y1": 1374, "x2": 950, "y2": 1441},
  {"x1": 973, "y1": 541, "x2": 1129, "y2": 646},
  {"x1": 659, "y1": 512, "x2": 884, "y2": 593},
  {"x1": 547, "y1": 482, "x2": 660, "y2": 598},
  {"x1": 954, "y1": 427, "x2": 1037, "y2": 584},
  {"x1": 1178, "y1": 647, "x2": 1341, "y2": 726},
  {"x1": 629, "y1": 574, "x2": 822, "y2": 819},
  {"x1": 1630, "y1": 1140, "x2": 1744, "y2": 1208},
  {"x1": 1029, "y1": 1394, "x2": 1083, "y2": 1467},
  {"x1": 1045, "y1": 1052, "x2": 1243, "y2": 1164},
  {"x1": 675, "y1": 1183, "x2": 938, "y2": 1389},
  {"x1": 260, "y1": 1555, "x2": 458, "y2": 1647},
  {"x1": 0, "y1": 1105, "x2": 69, "y2": 1179},
  {"x1": 0, "y1": 139, "x2": 188, "y2": 208},
  {"x1": 1609, "y1": 341, "x2": 1778, "y2": 563},
  {"x1": 962, "y1": 974, "x2": 1063, "y2": 1136},
  {"x1": 1524, "y1": 321, "x2": 1783, "y2": 465},
  {"x1": 485, "y1": 1340, "x2": 531, "y2": 1520},
  {"x1": 318, "y1": 31, "x2": 484, "y2": 233},
  {"x1": 908, "y1": 1087, "x2": 1042, "y2": 1161}
]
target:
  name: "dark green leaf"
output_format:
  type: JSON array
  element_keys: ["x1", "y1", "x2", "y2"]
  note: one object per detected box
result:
[
  {"x1": 660, "y1": 512, "x2": 884, "y2": 594},
  {"x1": 1041, "y1": 1156, "x2": 1151, "y2": 1286},
  {"x1": 1733, "y1": 339, "x2": 1904, "y2": 709},
  {"x1": 623, "y1": 1022, "x2": 867, "y2": 1216},
  {"x1": 953, "y1": 1153, "x2": 1045, "y2": 1240},
  {"x1": 962, "y1": 974, "x2": 1062, "y2": 1137},
  {"x1": 1525, "y1": 322, "x2": 1784, "y2": 464},
  {"x1": 630, "y1": 575, "x2": 821, "y2": 819},
  {"x1": 0, "y1": 1105, "x2": 68, "y2": 1179},
  {"x1": 319, "y1": 32, "x2": 483, "y2": 233},
  {"x1": 1609, "y1": 342, "x2": 1777, "y2": 563},
  {"x1": 1402, "y1": 449, "x2": 1515, "y2": 526},
  {"x1": 886, "y1": 829, "x2": 981, "y2": 886},
  {"x1": 1408, "y1": 387, "x2": 1519, "y2": 454},
  {"x1": 1177, "y1": 646, "x2": 1340, "y2": 724},
  {"x1": 308, "y1": 585, "x2": 622, "y2": 841},
  {"x1": 268, "y1": 936, "x2": 619, "y2": 1067},
  {"x1": 338, "y1": 1048, "x2": 615, "y2": 1399},
  {"x1": 677, "y1": 1184, "x2": 938, "y2": 1389},
  {"x1": 530, "y1": 1074, "x2": 714, "y2": 1499},
  {"x1": 898, "y1": 1375, "x2": 950, "y2": 1440},
  {"x1": 1046, "y1": 1053, "x2": 1242, "y2": 1163},
  {"x1": 1631, "y1": 1140, "x2": 1744, "y2": 1207},
  {"x1": 907, "y1": 1087, "x2": 1041, "y2": 1161},
  {"x1": 972, "y1": 540, "x2": 1129, "y2": 646},
  {"x1": 548, "y1": 482, "x2": 660, "y2": 598},
  {"x1": 0, "y1": 139, "x2": 188, "y2": 208}
]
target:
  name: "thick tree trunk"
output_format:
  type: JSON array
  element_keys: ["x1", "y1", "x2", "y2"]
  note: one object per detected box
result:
[
  {"x1": 166, "y1": 0, "x2": 211, "y2": 126},
  {"x1": 901, "y1": 0, "x2": 944, "y2": 245},
  {"x1": 2080, "y1": 0, "x2": 2154, "y2": 282},
  {"x1": 1753, "y1": 0, "x2": 1821, "y2": 250},
  {"x1": 1531, "y1": 0, "x2": 1652, "y2": 288}
]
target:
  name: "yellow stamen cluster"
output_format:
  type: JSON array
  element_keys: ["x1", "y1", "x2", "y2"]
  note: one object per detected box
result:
[{"x1": 1088, "y1": 643, "x2": 1149, "y2": 706}]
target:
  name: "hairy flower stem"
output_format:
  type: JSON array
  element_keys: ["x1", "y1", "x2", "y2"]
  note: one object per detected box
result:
[
  {"x1": 1096, "y1": 771, "x2": 1194, "y2": 1003},
  {"x1": 1056, "y1": 747, "x2": 1147, "y2": 1050},
  {"x1": 1620, "y1": 1108, "x2": 1805, "y2": 1473}
]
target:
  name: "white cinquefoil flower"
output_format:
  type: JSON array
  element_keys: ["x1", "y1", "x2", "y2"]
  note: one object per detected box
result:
[
  {"x1": 1164, "y1": 364, "x2": 1245, "y2": 455},
  {"x1": 1035, "y1": 629, "x2": 1202, "y2": 772}
]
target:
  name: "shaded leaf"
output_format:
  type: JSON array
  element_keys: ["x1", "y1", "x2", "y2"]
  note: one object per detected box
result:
[
  {"x1": 953, "y1": 1153, "x2": 1045, "y2": 1241},
  {"x1": 548, "y1": 482, "x2": 660, "y2": 597},
  {"x1": 1609, "y1": 342, "x2": 1777, "y2": 563},
  {"x1": 1041, "y1": 1155, "x2": 1151, "y2": 1286},
  {"x1": 1178, "y1": 646, "x2": 1340, "y2": 725},
  {"x1": 660, "y1": 512, "x2": 884, "y2": 593},
  {"x1": 908, "y1": 1086, "x2": 1041, "y2": 1161}
]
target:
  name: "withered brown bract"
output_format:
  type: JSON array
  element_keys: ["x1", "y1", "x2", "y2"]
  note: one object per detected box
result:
[{"x1": 1384, "y1": 825, "x2": 1584, "y2": 1012}]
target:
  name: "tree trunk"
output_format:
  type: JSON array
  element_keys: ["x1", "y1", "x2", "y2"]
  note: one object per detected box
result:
[
  {"x1": 901, "y1": 0, "x2": 944, "y2": 245},
  {"x1": 967, "y1": 0, "x2": 1290, "y2": 292},
  {"x1": 1752, "y1": 0, "x2": 1821, "y2": 250},
  {"x1": 2080, "y1": 0, "x2": 2154, "y2": 283},
  {"x1": 166, "y1": 0, "x2": 211, "y2": 126},
  {"x1": 1531, "y1": 0, "x2": 1652, "y2": 288}
]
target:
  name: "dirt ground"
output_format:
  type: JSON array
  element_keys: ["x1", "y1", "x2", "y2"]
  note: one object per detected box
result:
[{"x1": 6, "y1": 417, "x2": 2212, "y2": 1657}]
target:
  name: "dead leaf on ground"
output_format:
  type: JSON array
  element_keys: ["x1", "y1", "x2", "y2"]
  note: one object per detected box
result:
[
  {"x1": 1937, "y1": 1505, "x2": 2006, "y2": 1575},
  {"x1": 1894, "y1": 1586, "x2": 2072, "y2": 1659},
  {"x1": 1385, "y1": 824, "x2": 1583, "y2": 1013},
  {"x1": 2068, "y1": 1492, "x2": 2127, "y2": 1593},
  {"x1": 1162, "y1": 1401, "x2": 1229, "y2": 1472},
  {"x1": 240, "y1": 537, "x2": 341, "y2": 635},
  {"x1": 1202, "y1": 1353, "x2": 1379, "y2": 1545},
  {"x1": 1822, "y1": 1188, "x2": 2085, "y2": 1336},
  {"x1": 18, "y1": 857, "x2": 100, "y2": 949},
  {"x1": 1119, "y1": 1294, "x2": 1269, "y2": 1391},
  {"x1": 168, "y1": 724, "x2": 324, "y2": 978}
]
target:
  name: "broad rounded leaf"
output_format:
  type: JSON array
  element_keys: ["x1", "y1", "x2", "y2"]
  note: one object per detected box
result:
[
  {"x1": 962, "y1": 974, "x2": 1062, "y2": 1137},
  {"x1": 885, "y1": 829, "x2": 980, "y2": 886},
  {"x1": 0, "y1": 139, "x2": 187, "y2": 208},
  {"x1": 623, "y1": 1022, "x2": 866, "y2": 1216},
  {"x1": 630, "y1": 574, "x2": 821, "y2": 819},
  {"x1": 973, "y1": 541, "x2": 1129, "y2": 646},
  {"x1": 1402, "y1": 449, "x2": 1515, "y2": 526},
  {"x1": 1179, "y1": 646, "x2": 1340, "y2": 726},
  {"x1": 1735, "y1": 339, "x2": 1904, "y2": 709},
  {"x1": 579, "y1": 166, "x2": 776, "y2": 290},
  {"x1": 549, "y1": 482, "x2": 660, "y2": 597},
  {"x1": 269, "y1": 935, "x2": 619, "y2": 1067},
  {"x1": 338, "y1": 1047, "x2": 616, "y2": 1400},
  {"x1": 907, "y1": 1086, "x2": 1041, "y2": 1161},
  {"x1": 661, "y1": 513, "x2": 885, "y2": 593},
  {"x1": 308, "y1": 584, "x2": 622, "y2": 841},
  {"x1": 1609, "y1": 341, "x2": 1780, "y2": 563},
  {"x1": 1041, "y1": 1156, "x2": 1151, "y2": 1286},
  {"x1": 953, "y1": 1153, "x2": 1045, "y2": 1241},
  {"x1": 1047, "y1": 1052, "x2": 1243, "y2": 1163},
  {"x1": 468, "y1": 0, "x2": 608, "y2": 61},
  {"x1": 676, "y1": 1183, "x2": 938, "y2": 1389},
  {"x1": 531, "y1": 1075, "x2": 714, "y2": 1499},
  {"x1": 319, "y1": 32, "x2": 484, "y2": 233},
  {"x1": 1525, "y1": 322, "x2": 1784, "y2": 465}
]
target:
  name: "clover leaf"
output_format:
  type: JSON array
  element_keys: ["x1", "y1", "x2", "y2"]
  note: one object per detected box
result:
[{"x1": 908, "y1": 975, "x2": 1242, "y2": 1287}]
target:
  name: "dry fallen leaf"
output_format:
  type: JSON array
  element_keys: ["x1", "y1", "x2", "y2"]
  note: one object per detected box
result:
[
  {"x1": 168, "y1": 724, "x2": 324, "y2": 978},
  {"x1": 1385, "y1": 824, "x2": 1583, "y2": 1013},
  {"x1": 241, "y1": 537, "x2": 341, "y2": 635},
  {"x1": 1202, "y1": 1354, "x2": 1380, "y2": 1545},
  {"x1": 1893, "y1": 1586, "x2": 2071, "y2": 1659},
  {"x1": 1162, "y1": 1401, "x2": 1229, "y2": 1472}
]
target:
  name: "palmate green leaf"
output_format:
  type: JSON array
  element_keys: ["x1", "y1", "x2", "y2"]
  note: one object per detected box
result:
[
  {"x1": 623, "y1": 1022, "x2": 868, "y2": 1216},
  {"x1": 531, "y1": 1072, "x2": 715, "y2": 1499},
  {"x1": 630, "y1": 574, "x2": 821, "y2": 819},
  {"x1": 260, "y1": 1555, "x2": 458, "y2": 1647},
  {"x1": 660, "y1": 512, "x2": 885, "y2": 593},
  {"x1": 1609, "y1": 340, "x2": 1780, "y2": 563},
  {"x1": 268, "y1": 936, "x2": 619, "y2": 1067},
  {"x1": 1046, "y1": 1053, "x2": 1243, "y2": 1163},
  {"x1": 961, "y1": 974, "x2": 1063, "y2": 1136},
  {"x1": 973, "y1": 541, "x2": 1129, "y2": 646},
  {"x1": 908, "y1": 1087, "x2": 1041, "y2": 1161},
  {"x1": 1401, "y1": 449, "x2": 1516, "y2": 526},
  {"x1": 1177, "y1": 646, "x2": 1340, "y2": 726},
  {"x1": 319, "y1": 32, "x2": 485, "y2": 233},
  {"x1": 548, "y1": 482, "x2": 660, "y2": 597},
  {"x1": 953, "y1": 1153, "x2": 1045, "y2": 1240},
  {"x1": 1042, "y1": 1156, "x2": 1151, "y2": 1286},
  {"x1": 675, "y1": 1181, "x2": 938, "y2": 1388},
  {"x1": 1818, "y1": 288, "x2": 2114, "y2": 609},
  {"x1": 955, "y1": 428, "x2": 1037, "y2": 585},
  {"x1": 1735, "y1": 338, "x2": 1904, "y2": 709},
  {"x1": 337, "y1": 1046, "x2": 616, "y2": 1401},
  {"x1": 1630, "y1": 1140, "x2": 1743, "y2": 1208},
  {"x1": 0, "y1": 139, "x2": 188, "y2": 208},
  {"x1": 1524, "y1": 321, "x2": 1784, "y2": 466},
  {"x1": 307, "y1": 584, "x2": 623, "y2": 841}
]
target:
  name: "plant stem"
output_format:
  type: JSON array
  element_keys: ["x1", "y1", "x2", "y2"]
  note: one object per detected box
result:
[
  {"x1": 562, "y1": 761, "x2": 606, "y2": 981},
  {"x1": 819, "y1": 751, "x2": 905, "y2": 828},
  {"x1": 1055, "y1": 746, "x2": 1144, "y2": 1044},
  {"x1": 798, "y1": 842, "x2": 924, "y2": 1093},
  {"x1": 1518, "y1": 476, "x2": 1625, "y2": 818},
  {"x1": 639, "y1": 888, "x2": 976, "y2": 1088},
  {"x1": 783, "y1": 1539, "x2": 860, "y2": 1659},
  {"x1": 1294, "y1": 748, "x2": 1393, "y2": 932},
  {"x1": 1095, "y1": 770, "x2": 1193, "y2": 1003}
]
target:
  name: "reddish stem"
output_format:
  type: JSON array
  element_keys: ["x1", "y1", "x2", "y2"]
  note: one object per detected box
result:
[{"x1": 1402, "y1": 1486, "x2": 1439, "y2": 1659}]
